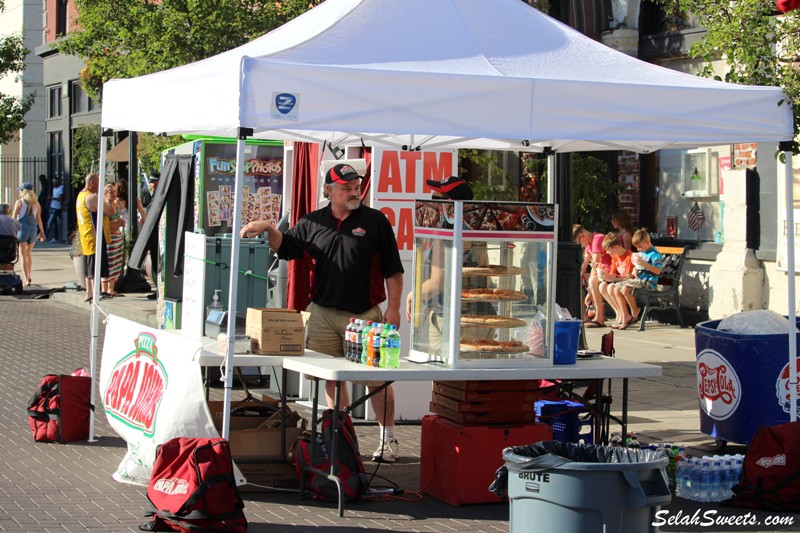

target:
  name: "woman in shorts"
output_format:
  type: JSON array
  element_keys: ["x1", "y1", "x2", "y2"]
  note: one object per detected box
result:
[{"x1": 12, "y1": 182, "x2": 45, "y2": 286}]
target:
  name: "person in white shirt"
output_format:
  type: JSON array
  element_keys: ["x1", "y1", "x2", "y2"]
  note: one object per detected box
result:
[{"x1": 46, "y1": 176, "x2": 64, "y2": 242}]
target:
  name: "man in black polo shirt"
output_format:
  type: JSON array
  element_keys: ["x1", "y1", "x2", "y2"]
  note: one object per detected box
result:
[{"x1": 241, "y1": 163, "x2": 404, "y2": 462}]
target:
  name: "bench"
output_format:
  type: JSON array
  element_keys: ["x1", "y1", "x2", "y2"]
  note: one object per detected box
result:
[{"x1": 637, "y1": 245, "x2": 689, "y2": 331}]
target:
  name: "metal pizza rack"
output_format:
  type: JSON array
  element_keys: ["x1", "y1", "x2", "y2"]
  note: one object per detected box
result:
[{"x1": 409, "y1": 200, "x2": 559, "y2": 368}]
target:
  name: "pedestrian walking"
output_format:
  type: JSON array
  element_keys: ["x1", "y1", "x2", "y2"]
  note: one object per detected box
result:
[
  {"x1": 12, "y1": 182, "x2": 45, "y2": 286},
  {"x1": 46, "y1": 176, "x2": 64, "y2": 242}
]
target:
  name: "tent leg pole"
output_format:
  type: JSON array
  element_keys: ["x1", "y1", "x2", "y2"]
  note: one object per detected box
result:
[
  {"x1": 89, "y1": 129, "x2": 113, "y2": 442},
  {"x1": 221, "y1": 128, "x2": 253, "y2": 440},
  {"x1": 780, "y1": 142, "x2": 797, "y2": 422}
]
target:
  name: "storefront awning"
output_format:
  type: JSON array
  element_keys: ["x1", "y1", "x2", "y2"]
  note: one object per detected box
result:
[{"x1": 106, "y1": 136, "x2": 129, "y2": 162}]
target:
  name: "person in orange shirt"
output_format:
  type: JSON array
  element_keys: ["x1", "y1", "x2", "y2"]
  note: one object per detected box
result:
[{"x1": 599, "y1": 233, "x2": 635, "y2": 329}]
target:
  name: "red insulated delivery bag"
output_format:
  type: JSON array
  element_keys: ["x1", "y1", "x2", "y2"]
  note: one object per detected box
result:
[
  {"x1": 140, "y1": 437, "x2": 247, "y2": 533},
  {"x1": 26, "y1": 373, "x2": 92, "y2": 443},
  {"x1": 732, "y1": 420, "x2": 800, "y2": 512}
]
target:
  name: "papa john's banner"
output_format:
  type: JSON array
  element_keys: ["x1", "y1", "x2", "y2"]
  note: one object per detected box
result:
[{"x1": 100, "y1": 315, "x2": 220, "y2": 486}]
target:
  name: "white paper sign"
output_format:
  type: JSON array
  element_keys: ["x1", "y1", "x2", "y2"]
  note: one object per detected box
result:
[{"x1": 100, "y1": 315, "x2": 224, "y2": 485}]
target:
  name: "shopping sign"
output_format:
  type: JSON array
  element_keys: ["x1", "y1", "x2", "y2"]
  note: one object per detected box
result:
[
  {"x1": 697, "y1": 349, "x2": 741, "y2": 420},
  {"x1": 775, "y1": 358, "x2": 800, "y2": 418},
  {"x1": 100, "y1": 315, "x2": 219, "y2": 486}
]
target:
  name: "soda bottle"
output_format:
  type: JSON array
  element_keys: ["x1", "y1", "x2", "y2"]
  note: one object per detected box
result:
[
  {"x1": 384, "y1": 325, "x2": 401, "y2": 369},
  {"x1": 345, "y1": 317, "x2": 356, "y2": 361},
  {"x1": 361, "y1": 320, "x2": 373, "y2": 364},
  {"x1": 353, "y1": 319, "x2": 364, "y2": 363},
  {"x1": 369, "y1": 323, "x2": 383, "y2": 367},
  {"x1": 376, "y1": 323, "x2": 391, "y2": 368}
]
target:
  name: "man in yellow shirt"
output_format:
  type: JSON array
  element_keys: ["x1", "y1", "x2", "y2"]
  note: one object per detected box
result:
[{"x1": 76, "y1": 173, "x2": 114, "y2": 303}]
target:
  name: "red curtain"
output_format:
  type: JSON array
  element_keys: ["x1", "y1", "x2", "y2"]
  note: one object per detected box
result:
[
  {"x1": 286, "y1": 142, "x2": 319, "y2": 311},
  {"x1": 777, "y1": 0, "x2": 800, "y2": 13}
]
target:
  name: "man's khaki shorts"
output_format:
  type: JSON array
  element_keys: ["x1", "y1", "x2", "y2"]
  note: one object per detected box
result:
[{"x1": 305, "y1": 302, "x2": 385, "y2": 387}]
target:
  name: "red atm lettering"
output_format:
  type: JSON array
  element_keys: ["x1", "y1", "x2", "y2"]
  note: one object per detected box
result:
[
  {"x1": 381, "y1": 207, "x2": 414, "y2": 251},
  {"x1": 423, "y1": 152, "x2": 452, "y2": 192}
]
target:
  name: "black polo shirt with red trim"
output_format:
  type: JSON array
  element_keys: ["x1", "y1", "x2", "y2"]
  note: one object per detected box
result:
[{"x1": 277, "y1": 203, "x2": 404, "y2": 314}]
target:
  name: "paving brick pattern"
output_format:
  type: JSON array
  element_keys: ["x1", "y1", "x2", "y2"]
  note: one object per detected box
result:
[{"x1": 0, "y1": 296, "x2": 509, "y2": 532}]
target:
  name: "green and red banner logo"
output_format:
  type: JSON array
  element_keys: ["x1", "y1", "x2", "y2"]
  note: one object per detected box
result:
[{"x1": 104, "y1": 332, "x2": 168, "y2": 437}]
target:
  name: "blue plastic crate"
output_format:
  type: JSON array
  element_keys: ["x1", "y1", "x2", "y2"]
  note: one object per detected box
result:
[{"x1": 534, "y1": 400, "x2": 593, "y2": 444}]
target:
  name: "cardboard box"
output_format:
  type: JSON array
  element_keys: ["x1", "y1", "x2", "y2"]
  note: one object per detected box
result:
[
  {"x1": 207, "y1": 400, "x2": 303, "y2": 462},
  {"x1": 236, "y1": 461, "x2": 298, "y2": 491},
  {"x1": 246, "y1": 308, "x2": 305, "y2": 356}
]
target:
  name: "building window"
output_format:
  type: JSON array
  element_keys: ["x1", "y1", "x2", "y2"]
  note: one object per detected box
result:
[
  {"x1": 656, "y1": 145, "x2": 730, "y2": 241},
  {"x1": 48, "y1": 85, "x2": 62, "y2": 118},
  {"x1": 72, "y1": 81, "x2": 94, "y2": 114},
  {"x1": 56, "y1": 0, "x2": 67, "y2": 36},
  {"x1": 49, "y1": 131, "x2": 64, "y2": 182}
]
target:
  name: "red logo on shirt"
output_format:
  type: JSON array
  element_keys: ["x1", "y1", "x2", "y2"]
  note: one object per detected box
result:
[{"x1": 352, "y1": 227, "x2": 366, "y2": 237}]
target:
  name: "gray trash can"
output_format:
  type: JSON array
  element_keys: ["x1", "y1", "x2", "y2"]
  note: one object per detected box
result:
[{"x1": 491, "y1": 442, "x2": 671, "y2": 533}]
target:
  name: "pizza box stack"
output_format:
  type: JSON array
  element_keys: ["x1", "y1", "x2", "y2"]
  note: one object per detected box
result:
[{"x1": 429, "y1": 380, "x2": 543, "y2": 425}]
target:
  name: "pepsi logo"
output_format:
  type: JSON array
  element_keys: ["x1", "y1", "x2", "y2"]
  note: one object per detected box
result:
[
  {"x1": 696, "y1": 349, "x2": 741, "y2": 420},
  {"x1": 775, "y1": 359, "x2": 800, "y2": 418}
]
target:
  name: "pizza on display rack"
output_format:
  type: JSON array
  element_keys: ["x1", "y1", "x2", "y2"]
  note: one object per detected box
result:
[
  {"x1": 461, "y1": 288, "x2": 527, "y2": 301},
  {"x1": 460, "y1": 315, "x2": 528, "y2": 328},
  {"x1": 460, "y1": 338, "x2": 530, "y2": 353}
]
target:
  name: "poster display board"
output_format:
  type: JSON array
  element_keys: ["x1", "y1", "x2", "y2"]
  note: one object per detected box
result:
[{"x1": 198, "y1": 142, "x2": 284, "y2": 235}]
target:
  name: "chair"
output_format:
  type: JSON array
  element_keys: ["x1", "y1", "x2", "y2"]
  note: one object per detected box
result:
[
  {"x1": 538, "y1": 331, "x2": 615, "y2": 443},
  {"x1": 637, "y1": 246, "x2": 688, "y2": 331}
]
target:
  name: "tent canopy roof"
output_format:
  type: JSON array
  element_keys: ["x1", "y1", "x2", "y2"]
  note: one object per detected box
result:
[{"x1": 101, "y1": 0, "x2": 794, "y2": 153}]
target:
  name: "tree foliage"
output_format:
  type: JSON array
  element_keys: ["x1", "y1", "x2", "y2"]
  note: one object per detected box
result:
[
  {"x1": 58, "y1": 0, "x2": 319, "y2": 168},
  {"x1": 651, "y1": 0, "x2": 800, "y2": 138},
  {"x1": 59, "y1": 0, "x2": 321, "y2": 100},
  {"x1": 0, "y1": 1, "x2": 35, "y2": 145},
  {"x1": 71, "y1": 124, "x2": 102, "y2": 188}
]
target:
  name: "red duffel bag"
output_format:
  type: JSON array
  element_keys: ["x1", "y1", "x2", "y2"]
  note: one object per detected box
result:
[
  {"x1": 140, "y1": 437, "x2": 247, "y2": 533},
  {"x1": 26, "y1": 373, "x2": 92, "y2": 443}
]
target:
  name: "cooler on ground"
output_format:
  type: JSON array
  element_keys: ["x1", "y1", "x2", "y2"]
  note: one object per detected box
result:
[
  {"x1": 420, "y1": 414, "x2": 552, "y2": 506},
  {"x1": 695, "y1": 318, "x2": 800, "y2": 445}
]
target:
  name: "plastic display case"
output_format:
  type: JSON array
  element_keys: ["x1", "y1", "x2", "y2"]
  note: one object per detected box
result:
[{"x1": 409, "y1": 200, "x2": 558, "y2": 368}]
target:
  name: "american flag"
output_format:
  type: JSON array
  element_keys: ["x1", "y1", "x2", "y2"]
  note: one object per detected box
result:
[{"x1": 688, "y1": 202, "x2": 706, "y2": 232}]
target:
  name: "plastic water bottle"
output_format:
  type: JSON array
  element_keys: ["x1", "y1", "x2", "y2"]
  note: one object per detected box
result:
[
  {"x1": 681, "y1": 458, "x2": 700, "y2": 501},
  {"x1": 723, "y1": 460, "x2": 736, "y2": 499},
  {"x1": 383, "y1": 325, "x2": 401, "y2": 369},
  {"x1": 345, "y1": 317, "x2": 356, "y2": 361},
  {"x1": 699, "y1": 460, "x2": 711, "y2": 502},
  {"x1": 360, "y1": 320, "x2": 372, "y2": 364},
  {"x1": 675, "y1": 457, "x2": 688, "y2": 498},
  {"x1": 710, "y1": 459, "x2": 723, "y2": 502}
]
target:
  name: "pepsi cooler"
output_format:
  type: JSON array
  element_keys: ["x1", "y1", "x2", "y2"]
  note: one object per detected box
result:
[{"x1": 695, "y1": 318, "x2": 800, "y2": 445}]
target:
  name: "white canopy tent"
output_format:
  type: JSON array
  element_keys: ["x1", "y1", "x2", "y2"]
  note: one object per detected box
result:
[{"x1": 91, "y1": 0, "x2": 796, "y2": 442}]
